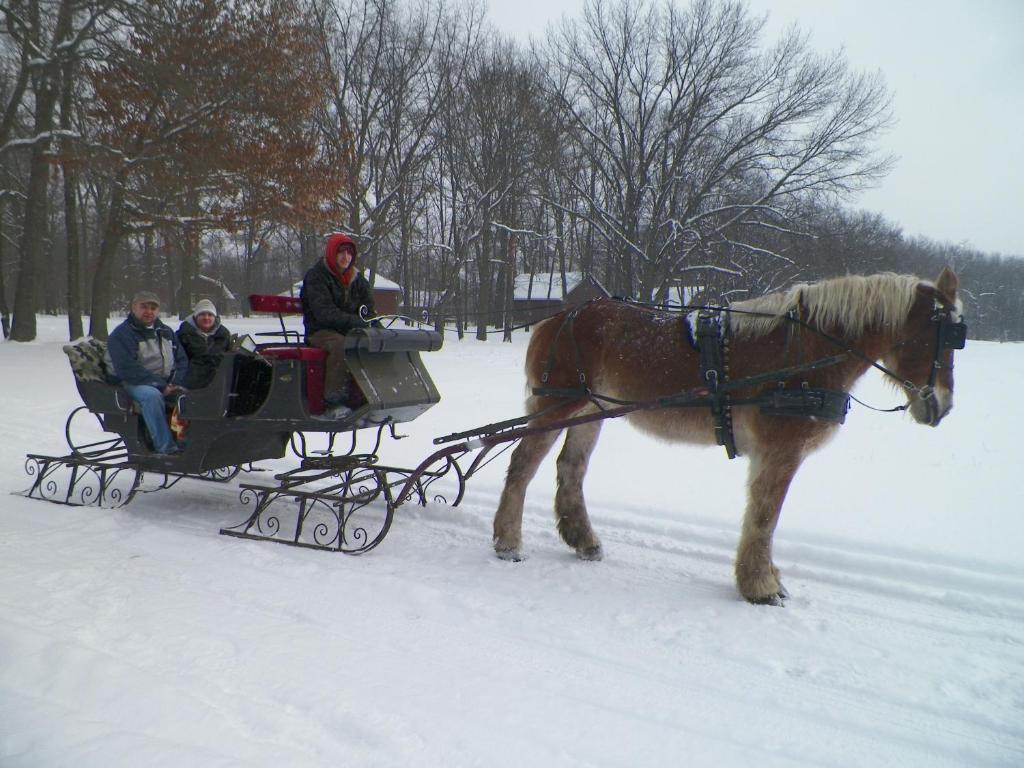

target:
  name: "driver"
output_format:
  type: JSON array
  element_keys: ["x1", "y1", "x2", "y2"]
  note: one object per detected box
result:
[{"x1": 300, "y1": 233, "x2": 375, "y2": 418}]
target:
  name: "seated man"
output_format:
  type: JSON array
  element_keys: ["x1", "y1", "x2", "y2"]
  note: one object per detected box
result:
[
  {"x1": 300, "y1": 233, "x2": 375, "y2": 418},
  {"x1": 107, "y1": 290, "x2": 189, "y2": 455},
  {"x1": 177, "y1": 298, "x2": 231, "y2": 389}
]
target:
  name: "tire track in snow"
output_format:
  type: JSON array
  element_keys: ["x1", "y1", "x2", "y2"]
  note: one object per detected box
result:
[
  {"x1": 398, "y1": 498, "x2": 1023, "y2": 766},
  {"x1": 434, "y1": 484, "x2": 1024, "y2": 622},
  {"x1": 396, "y1": 486, "x2": 1024, "y2": 766}
]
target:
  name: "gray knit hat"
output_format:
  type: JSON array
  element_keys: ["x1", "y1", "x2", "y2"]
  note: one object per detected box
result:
[
  {"x1": 192, "y1": 298, "x2": 218, "y2": 316},
  {"x1": 131, "y1": 290, "x2": 161, "y2": 307}
]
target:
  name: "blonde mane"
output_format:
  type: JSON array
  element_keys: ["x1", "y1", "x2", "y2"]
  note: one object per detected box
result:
[{"x1": 727, "y1": 273, "x2": 922, "y2": 339}]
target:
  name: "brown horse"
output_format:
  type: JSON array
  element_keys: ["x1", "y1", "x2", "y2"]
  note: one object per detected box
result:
[{"x1": 493, "y1": 267, "x2": 964, "y2": 604}]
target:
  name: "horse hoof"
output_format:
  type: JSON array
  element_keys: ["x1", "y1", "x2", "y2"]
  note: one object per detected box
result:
[
  {"x1": 577, "y1": 545, "x2": 603, "y2": 561},
  {"x1": 747, "y1": 590, "x2": 787, "y2": 607},
  {"x1": 495, "y1": 548, "x2": 524, "y2": 563}
]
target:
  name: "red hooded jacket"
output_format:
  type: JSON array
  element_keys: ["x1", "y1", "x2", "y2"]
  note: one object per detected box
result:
[
  {"x1": 323, "y1": 232, "x2": 358, "y2": 285},
  {"x1": 300, "y1": 233, "x2": 375, "y2": 339}
]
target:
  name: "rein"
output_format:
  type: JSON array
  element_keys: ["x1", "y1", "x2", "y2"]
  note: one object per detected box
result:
[{"x1": 433, "y1": 353, "x2": 850, "y2": 446}]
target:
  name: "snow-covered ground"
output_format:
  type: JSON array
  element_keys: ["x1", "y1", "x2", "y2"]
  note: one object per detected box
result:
[{"x1": 1, "y1": 314, "x2": 1021, "y2": 767}]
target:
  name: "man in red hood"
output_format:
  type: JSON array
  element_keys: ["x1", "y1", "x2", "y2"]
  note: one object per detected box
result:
[{"x1": 300, "y1": 233, "x2": 376, "y2": 415}]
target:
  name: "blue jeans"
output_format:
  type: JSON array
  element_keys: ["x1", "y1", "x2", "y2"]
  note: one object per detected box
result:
[{"x1": 124, "y1": 384, "x2": 174, "y2": 453}]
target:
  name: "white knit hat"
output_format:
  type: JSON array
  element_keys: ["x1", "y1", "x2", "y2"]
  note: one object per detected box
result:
[{"x1": 192, "y1": 298, "x2": 218, "y2": 316}]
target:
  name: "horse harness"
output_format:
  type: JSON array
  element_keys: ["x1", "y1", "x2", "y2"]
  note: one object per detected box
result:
[
  {"x1": 694, "y1": 308, "x2": 851, "y2": 459},
  {"x1": 528, "y1": 296, "x2": 967, "y2": 460}
]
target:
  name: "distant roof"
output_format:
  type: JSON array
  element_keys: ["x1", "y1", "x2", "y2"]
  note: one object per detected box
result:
[
  {"x1": 661, "y1": 285, "x2": 699, "y2": 307},
  {"x1": 372, "y1": 275, "x2": 401, "y2": 292},
  {"x1": 514, "y1": 272, "x2": 584, "y2": 301},
  {"x1": 282, "y1": 273, "x2": 401, "y2": 297},
  {"x1": 198, "y1": 274, "x2": 237, "y2": 301}
]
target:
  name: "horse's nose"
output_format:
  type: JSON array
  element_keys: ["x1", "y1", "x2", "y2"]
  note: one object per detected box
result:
[{"x1": 925, "y1": 388, "x2": 952, "y2": 426}]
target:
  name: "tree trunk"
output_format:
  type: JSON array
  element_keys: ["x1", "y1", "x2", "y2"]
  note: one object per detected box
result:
[
  {"x1": 10, "y1": 75, "x2": 61, "y2": 341},
  {"x1": 178, "y1": 222, "x2": 199, "y2": 319},
  {"x1": 161, "y1": 231, "x2": 177, "y2": 313},
  {"x1": 139, "y1": 230, "x2": 153, "y2": 287},
  {"x1": 63, "y1": 170, "x2": 83, "y2": 339},
  {"x1": 61, "y1": 63, "x2": 83, "y2": 340},
  {"x1": 0, "y1": 190, "x2": 10, "y2": 338},
  {"x1": 242, "y1": 219, "x2": 255, "y2": 316},
  {"x1": 398, "y1": 186, "x2": 412, "y2": 319},
  {"x1": 475, "y1": 204, "x2": 492, "y2": 341},
  {"x1": 300, "y1": 224, "x2": 318, "y2": 268},
  {"x1": 502, "y1": 231, "x2": 515, "y2": 342},
  {"x1": 88, "y1": 181, "x2": 127, "y2": 340}
]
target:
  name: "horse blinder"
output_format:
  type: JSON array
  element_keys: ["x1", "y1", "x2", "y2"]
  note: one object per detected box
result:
[{"x1": 937, "y1": 317, "x2": 967, "y2": 350}]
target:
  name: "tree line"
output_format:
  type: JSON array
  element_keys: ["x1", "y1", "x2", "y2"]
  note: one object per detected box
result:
[{"x1": 1, "y1": 0, "x2": 1021, "y2": 343}]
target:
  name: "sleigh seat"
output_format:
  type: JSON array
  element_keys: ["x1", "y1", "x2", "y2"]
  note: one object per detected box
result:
[{"x1": 247, "y1": 293, "x2": 443, "y2": 423}]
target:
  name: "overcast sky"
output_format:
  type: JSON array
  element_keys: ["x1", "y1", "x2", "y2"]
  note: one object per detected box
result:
[{"x1": 487, "y1": 0, "x2": 1024, "y2": 257}]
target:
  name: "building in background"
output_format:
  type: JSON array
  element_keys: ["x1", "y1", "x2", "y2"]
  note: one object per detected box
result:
[{"x1": 512, "y1": 272, "x2": 609, "y2": 326}]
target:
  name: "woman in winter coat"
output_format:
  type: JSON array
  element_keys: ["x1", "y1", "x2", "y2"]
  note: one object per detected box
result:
[{"x1": 177, "y1": 299, "x2": 232, "y2": 389}]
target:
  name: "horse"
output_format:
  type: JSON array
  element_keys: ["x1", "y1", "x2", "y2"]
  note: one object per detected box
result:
[{"x1": 492, "y1": 267, "x2": 965, "y2": 604}]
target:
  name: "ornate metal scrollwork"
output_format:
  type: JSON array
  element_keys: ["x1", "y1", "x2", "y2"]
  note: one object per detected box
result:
[
  {"x1": 220, "y1": 463, "x2": 395, "y2": 554},
  {"x1": 23, "y1": 454, "x2": 143, "y2": 508},
  {"x1": 218, "y1": 423, "x2": 475, "y2": 555},
  {"x1": 198, "y1": 465, "x2": 243, "y2": 483}
]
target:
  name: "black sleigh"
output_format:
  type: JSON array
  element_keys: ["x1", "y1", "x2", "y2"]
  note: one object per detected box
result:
[{"x1": 24, "y1": 295, "x2": 462, "y2": 554}]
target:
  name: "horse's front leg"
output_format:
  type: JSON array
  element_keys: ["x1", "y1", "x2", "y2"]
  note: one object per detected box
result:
[
  {"x1": 555, "y1": 421, "x2": 604, "y2": 560},
  {"x1": 735, "y1": 448, "x2": 804, "y2": 605},
  {"x1": 493, "y1": 428, "x2": 562, "y2": 561}
]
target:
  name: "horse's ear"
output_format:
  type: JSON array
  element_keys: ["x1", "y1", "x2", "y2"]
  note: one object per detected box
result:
[{"x1": 935, "y1": 266, "x2": 959, "y2": 301}]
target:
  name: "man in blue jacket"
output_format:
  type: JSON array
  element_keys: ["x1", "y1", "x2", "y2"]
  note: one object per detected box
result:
[{"x1": 107, "y1": 291, "x2": 189, "y2": 454}]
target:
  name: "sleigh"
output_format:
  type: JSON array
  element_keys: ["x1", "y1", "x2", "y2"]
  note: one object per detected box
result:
[{"x1": 24, "y1": 295, "x2": 458, "y2": 554}]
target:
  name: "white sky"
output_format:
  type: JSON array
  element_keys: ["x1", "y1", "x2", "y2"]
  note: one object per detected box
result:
[{"x1": 487, "y1": 0, "x2": 1024, "y2": 257}]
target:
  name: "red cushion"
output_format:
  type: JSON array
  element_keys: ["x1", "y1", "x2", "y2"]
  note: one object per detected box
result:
[
  {"x1": 258, "y1": 346, "x2": 327, "y2": 414},
  {"x1": 249, "y1": 294, "x2": 303, "y2": 314}
]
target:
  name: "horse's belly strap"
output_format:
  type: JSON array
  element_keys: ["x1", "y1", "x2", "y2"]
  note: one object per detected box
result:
[{"x1": 757, "y1": 388, "x2": 850, "y2": 423}]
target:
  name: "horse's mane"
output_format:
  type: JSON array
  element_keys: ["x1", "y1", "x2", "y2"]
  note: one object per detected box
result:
[{"x1": 727, "y1": 273, "x2": 922, "y2": 339}]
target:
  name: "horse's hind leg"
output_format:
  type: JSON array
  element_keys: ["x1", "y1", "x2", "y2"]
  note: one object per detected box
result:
[
  {"x1": 493, "y1": 428, "x2": 562, "y2": 561},
  {"x1": 555, "y1": 420, "x2": 604, "y2": 560},
  {"x1": 735, "y1": 448, "x2": 804, "y2": 605}
]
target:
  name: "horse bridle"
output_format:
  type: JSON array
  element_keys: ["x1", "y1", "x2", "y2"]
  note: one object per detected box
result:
[
  {"x1": 689, "y1": 290, "x2": 968, "y2": 423},
  {"x1": 911, "y1": 299, "x2": 967, "y2": 423}
]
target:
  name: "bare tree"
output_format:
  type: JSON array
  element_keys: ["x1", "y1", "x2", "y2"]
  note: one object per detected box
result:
[
  {"x1": 4, "y1": 0, "x2": 118, "y2": 341},
  {"x1": 315, "y1": 0, "x2": 472, "y2": 285},
  {"x1": 544, "y1": 0, "x2": 894, "y2": 299}
]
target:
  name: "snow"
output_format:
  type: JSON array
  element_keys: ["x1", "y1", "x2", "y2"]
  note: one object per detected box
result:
[
  {"x1": 1, "y1": 315, "x2": 1022, "y2": 767},
  {"x1": 514, "y1": 272, "x2": 583, "y2": 300}
]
